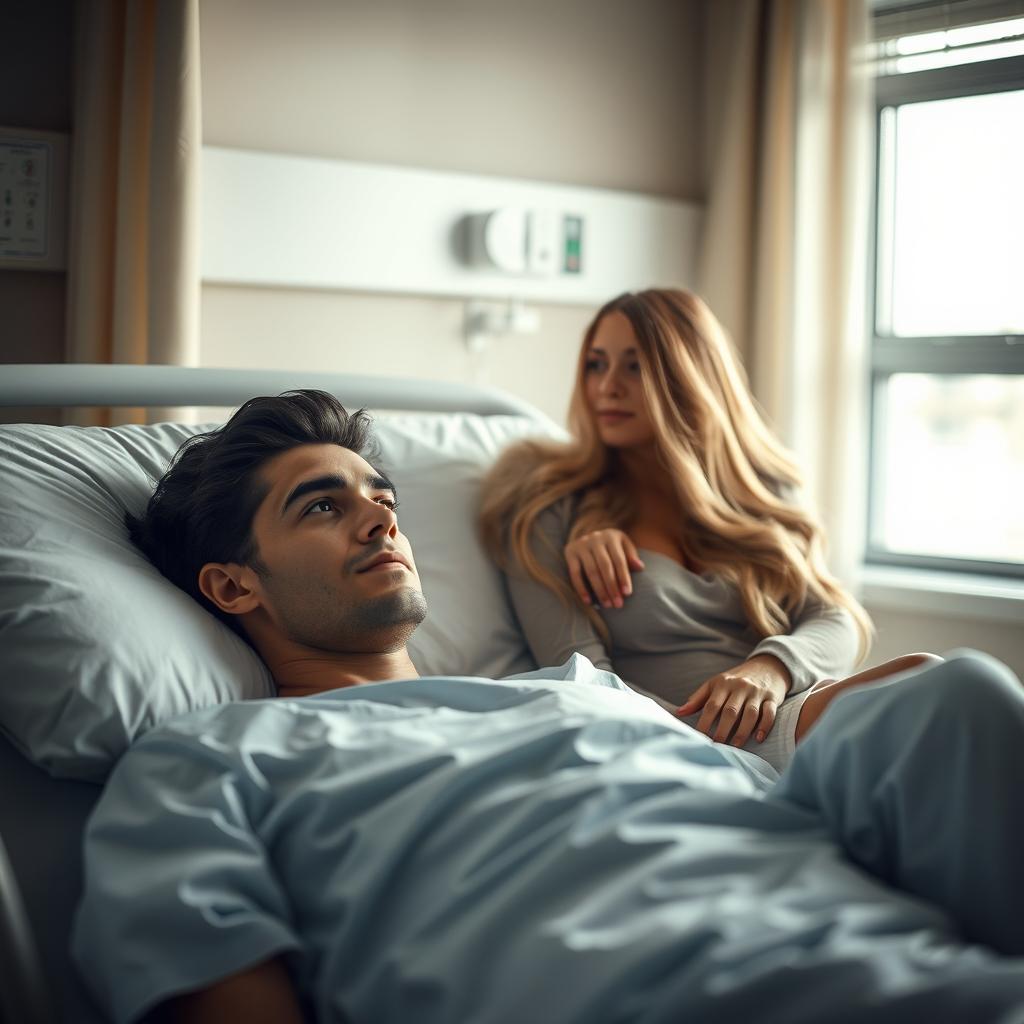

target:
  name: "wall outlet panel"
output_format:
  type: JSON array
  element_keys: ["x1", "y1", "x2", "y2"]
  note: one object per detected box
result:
[
  {"x1": 201, "y1": 146, "x2": 701, "y2": 305},
  {"x1": 0, "y1": 126, "x2": 69, "y2": 271}
]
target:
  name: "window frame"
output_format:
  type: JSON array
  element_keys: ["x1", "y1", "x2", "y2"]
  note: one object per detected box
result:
[{"x1": 866, "y1": 51, "x2": 1024, "y2": 581}]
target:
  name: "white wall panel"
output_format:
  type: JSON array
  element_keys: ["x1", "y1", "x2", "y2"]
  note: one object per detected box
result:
[{"x1": 201, "y1": 145, "x2": 702, "y2": 305}]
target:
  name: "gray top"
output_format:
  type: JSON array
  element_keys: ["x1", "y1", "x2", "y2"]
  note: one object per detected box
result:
[{"x1": 505, "y1": 497, "x2": 860, "y2": 707}]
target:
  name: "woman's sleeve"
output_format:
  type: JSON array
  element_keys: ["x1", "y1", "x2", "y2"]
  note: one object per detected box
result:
[
  {"x1": 503, "y1": 498, "x2": 615, "y2": 674},
  {"x1": 750, "y1": 597, "x2": 861, "y2": 696}
]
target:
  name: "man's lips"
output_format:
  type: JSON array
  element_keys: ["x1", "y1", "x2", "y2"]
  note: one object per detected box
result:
[{"x1": 356, "y1": 551, "x2": 411, "y2": 574}]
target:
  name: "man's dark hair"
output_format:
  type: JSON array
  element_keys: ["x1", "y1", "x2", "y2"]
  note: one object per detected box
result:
[{"x1": 127, "y1": 390, "x2": 378, "y2": 628}]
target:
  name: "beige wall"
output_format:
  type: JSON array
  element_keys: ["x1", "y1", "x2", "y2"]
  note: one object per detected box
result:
[
  {"x1": 200, "y1": 0, "x2": 704, "y2": 198},
  {"x1": 869, "y1": 606, "x2": 1023, "y2": 676},
  {"x1": 202, "y1": 284, "x2": 591, "y2": 425},
  {"x1": 199, "y1": 0, "x2": 705, "y2": 426}
]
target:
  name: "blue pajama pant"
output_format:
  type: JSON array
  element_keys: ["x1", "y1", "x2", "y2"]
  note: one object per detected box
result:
[{"x1": 770, "y1": 649, "x2": 1024, "y2": 956}]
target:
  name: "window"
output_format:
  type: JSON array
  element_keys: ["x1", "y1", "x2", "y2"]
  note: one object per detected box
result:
[{"x1": 868, "y1": 1, "x2": 1024, "y2": 580}]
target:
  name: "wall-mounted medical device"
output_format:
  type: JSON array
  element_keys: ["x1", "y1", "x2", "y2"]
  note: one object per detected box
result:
[{"x1": 463, "y1": 208, "x2": 583, "y2": 277}]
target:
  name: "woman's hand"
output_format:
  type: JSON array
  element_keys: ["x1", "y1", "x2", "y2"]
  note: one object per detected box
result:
[
  {"x1": 564, "y1": 528, "x2": 644, "y2": 609},
  {"x1": 674, "y1": 655, "x2": 792, "y2": 746}
]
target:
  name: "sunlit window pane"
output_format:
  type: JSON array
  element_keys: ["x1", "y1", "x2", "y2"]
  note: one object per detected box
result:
[
  {"x1": 887, "y1": 90, "x2": 1024, "y2": 337},
  {"x1": 893, "y1": 17, "x2": 1024, "y2": 57},
  {"x1": 876, "y1": 374, "x2": 1024, "y2": 564},
  {"x1": 892, "y1": 38, "x2": 1024, "y2": 73}
]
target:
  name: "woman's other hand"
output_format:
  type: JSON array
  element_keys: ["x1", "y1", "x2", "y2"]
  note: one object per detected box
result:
[
  {"x1": 564, "y1": 528, "x2": 644, "y2": 609},
  {"x1": 674, "y1": 655, "x2": 792, "y2": 746}
]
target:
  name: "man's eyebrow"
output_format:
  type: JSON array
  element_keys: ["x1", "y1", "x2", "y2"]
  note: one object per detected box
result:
[
  {"x1": 369, "y1": 471, "x2": 397, "y2": 497},
  {"x1": 281, "y1": 472, "x2": 398, "y2": 517}
]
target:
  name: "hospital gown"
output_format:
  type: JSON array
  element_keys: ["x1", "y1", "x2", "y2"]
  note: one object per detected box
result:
[{"x1": 72, "y1": 652, "x2": 1024, "y2": 1023}]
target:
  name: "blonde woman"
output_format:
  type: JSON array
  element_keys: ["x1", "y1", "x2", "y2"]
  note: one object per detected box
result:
[{"x1": 481, "y1": 288, "x2": 936, "y2": 771}]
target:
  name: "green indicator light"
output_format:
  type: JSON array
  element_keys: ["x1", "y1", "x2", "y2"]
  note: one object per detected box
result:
[{"x1": 563, "y1": 215, "x2": 583, "y2": 274}]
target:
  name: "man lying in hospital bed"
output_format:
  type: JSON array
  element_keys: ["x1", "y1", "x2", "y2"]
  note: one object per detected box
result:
[{"x1": 67, "y1": 390, "x2": 1024, "y2": 1023}]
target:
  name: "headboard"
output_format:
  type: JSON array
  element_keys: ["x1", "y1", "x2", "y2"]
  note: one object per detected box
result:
[{"x1": 0, "y1": 363, "x2": 556, "y2": 423}]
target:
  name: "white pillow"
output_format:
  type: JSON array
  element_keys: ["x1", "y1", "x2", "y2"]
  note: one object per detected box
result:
[
  {"x1": 378, "y1": 413, "x2": 554, "y2": 680},
  {"x1": 0, "y1": 411, "x2": 559, "y2": 781}
]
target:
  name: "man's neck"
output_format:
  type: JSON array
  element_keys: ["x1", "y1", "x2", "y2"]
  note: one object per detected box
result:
[{"x1": 269, "y1": 648, "x2": 420, "y2": 699}]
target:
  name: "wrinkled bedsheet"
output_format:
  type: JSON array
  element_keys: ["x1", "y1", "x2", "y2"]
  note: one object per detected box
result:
[{"x1": 73, "y1": 656, "x2": 1024, "y2": 1023}]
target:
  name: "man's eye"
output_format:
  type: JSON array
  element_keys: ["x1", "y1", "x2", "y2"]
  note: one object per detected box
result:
[
  {"x1": 377, "y1": 497, "x2": 399, "y2": 512},
  {"x1": 306, "y1": 499, "x2": 337, "y2": 516}
]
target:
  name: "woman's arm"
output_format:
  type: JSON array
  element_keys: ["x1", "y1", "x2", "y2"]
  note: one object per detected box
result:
[
  {"x1": 749, "y1": 599, "x2": 862, "y2": 697},
  {"x1": 675, "y1": 600, "x2": 862, "y2": 746},
  {"x1": 504, "y1": 499, "x2": 615, "y2": 673}
]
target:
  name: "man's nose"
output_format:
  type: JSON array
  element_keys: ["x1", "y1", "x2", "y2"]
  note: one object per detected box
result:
[{"x1": 360, "y1": 501, "x2": 398, "y2": 542}]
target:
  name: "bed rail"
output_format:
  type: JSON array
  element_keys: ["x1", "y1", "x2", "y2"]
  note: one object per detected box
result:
[
  {"x1": 0, "y1": 833, "x2": 54, "y2": 1024},
  {"x1": 0, "y1": 364, "x2": 556, "y2": 425}
]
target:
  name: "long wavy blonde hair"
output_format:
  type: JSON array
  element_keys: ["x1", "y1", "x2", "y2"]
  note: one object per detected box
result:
[{"x1": 479, "y1": 288, "x2": 872, "y2": 659}]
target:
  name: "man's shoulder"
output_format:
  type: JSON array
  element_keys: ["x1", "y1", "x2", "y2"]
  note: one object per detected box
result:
[
  {"x1": 116, "y1": 660, "x2": 636, "y2": 769},
  {"x1": 502, "y1": 652, "x2": 631, "y2": 693},
  {"x1": 119, "y1": 697, "x2": 282, "y2": 761}
]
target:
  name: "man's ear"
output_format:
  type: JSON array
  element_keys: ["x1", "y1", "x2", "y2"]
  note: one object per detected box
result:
[{"x1": 198, "y1": 562, "x2": 262, "y2": 617}]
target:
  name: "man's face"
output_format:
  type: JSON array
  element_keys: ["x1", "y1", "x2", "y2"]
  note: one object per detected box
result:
[{"x1": 245, "y1": 443, "x2": 427, "y2": 654}]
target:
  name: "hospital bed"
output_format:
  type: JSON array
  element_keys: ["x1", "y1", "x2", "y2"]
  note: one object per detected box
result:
[
  {"x1": 0, "y1": 363, "x2": 562, "y2": 1024},
  {"x1": 2, "y1": 365, "x2": 1019, "y2": 1024}
]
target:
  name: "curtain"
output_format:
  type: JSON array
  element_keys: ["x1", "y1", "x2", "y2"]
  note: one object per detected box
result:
[
  {"x1": 65, "y1": 0, "x2": 201, "y2": 425},
  {"x1": 699, "y1": 0, "x2": 873, "y2": 591}
]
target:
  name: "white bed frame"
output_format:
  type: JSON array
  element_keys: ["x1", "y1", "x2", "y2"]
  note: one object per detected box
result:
[
  {"x1": 0, "y1": 363, "x2": 552, "y2": 422},
  {"x1": 0, "y1": 363, "x2": 551, "y2": 1024}
]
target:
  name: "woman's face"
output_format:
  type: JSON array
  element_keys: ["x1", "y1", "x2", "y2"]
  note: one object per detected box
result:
[{"x1": 582, "y1": 311, "x2": 656, "y2": 449}]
